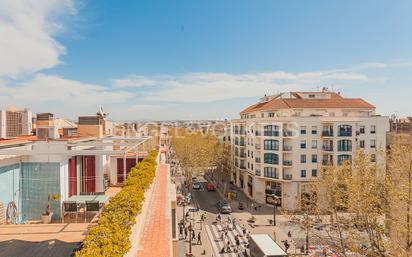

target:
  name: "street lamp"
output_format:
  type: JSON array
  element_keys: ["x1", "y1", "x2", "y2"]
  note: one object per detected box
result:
[{"x1": 273, "y1": 196, "x2": 280, "y2": 226}]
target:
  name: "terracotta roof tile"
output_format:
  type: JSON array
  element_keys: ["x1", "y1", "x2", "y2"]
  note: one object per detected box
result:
[{"x1": 240, "y1": 94, "x2": 374, "y2": 114}]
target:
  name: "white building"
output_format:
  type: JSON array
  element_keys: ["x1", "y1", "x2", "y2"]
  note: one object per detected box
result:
[{"x1": 231, "y1": 91, "x2": 389, "y2": 211}]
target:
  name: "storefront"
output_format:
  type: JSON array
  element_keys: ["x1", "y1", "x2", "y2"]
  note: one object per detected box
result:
[{"x1": 265, "y1": 181, "x2": 282, "y2": 206}]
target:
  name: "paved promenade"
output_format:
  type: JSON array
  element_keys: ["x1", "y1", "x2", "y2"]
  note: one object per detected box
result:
[{"x1": 136, "y1": 162, "x2": 171, "y2": 257}]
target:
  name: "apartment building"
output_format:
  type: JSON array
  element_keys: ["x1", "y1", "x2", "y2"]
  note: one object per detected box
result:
[
  {"x1": 0, "y1": 107, "x2": 32, "y2": 138},
  {"x1": 231, "y1": 91, "x2": 389, "y2": 211}
]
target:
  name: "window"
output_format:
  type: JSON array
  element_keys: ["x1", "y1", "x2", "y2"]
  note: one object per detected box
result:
[
  {"x1": 264, "y1": 140, "x2": 279, "y2": 151},
  {"x1": 338, "y1": 125, "x2": 352, "y2": 137},
  {"x1": 261, "y1": 113, "x2": 264, "y2": 118},
  {"x1": 251, "y1": 151, "x2": 254, "y2": 158},
  {"x1": 264, "y1": 125, "x2": 279, "y2": 136},
  {"x1": 264, "y1": 153, "x2": 279, "y2": 165},
  {"x1": 301, "y1": 155, "x2": 307, "y2": 163},
  {"x1": 360, "y1": 125, "x2": 365, "y2": 134},
  {"x1": 247, "y1": 150, "x2": 250, "y2": 157},
  {"x1": 360, "y1": 140, "x2": 365, "y2": 149},
  {"x1": 371, "y1": 125, "x2": 376, "y2": 134},
  {"x1": 301, "y1": 140, "x2": 306, "y2": 149},
  {"x1": 309, "y1": 94, "x2": 315, "y2": 98},
  {"x1": 338, "y1": 140, "x2": 352, "y2": 151},
  {"x1": 248, "y1": 162, "x2": 250, "y2": 169},
  {"x1": 251, "y1": 164, "x2": 254, "y2": 171},
  {"x1": 311, "y1": 126, "x2": 317, "y2": 134},
  {"x1": 312, "y1": 169, "x2": 318, "y2": 177},
  {"x1": 371, "y1": 154, "x2": 376, "y2": 163},
  {"x1": 370, "y1": 139, "x2": 376, "y2": 148},
  {"x1": 264, "y1": 167, "x2": 278, "y2": 178},
  {"x1": 300, "y1": 126, "x2": 306, "y2": 135},
  {"x1": 301, "y1": 170, "x2": 307, "y2": 178},
  {"x1": 312, "y1": 154, "x2": 318, "y2": 163},
  {"x1": 311, "y1": 140, "x2": 317, "y2": 149},
  {"x1": 269, "y1": 112, "x2": 275, "y2": 118},
  {"x1": 338, "y1": 154, "x2": 352, "y2": 165}
]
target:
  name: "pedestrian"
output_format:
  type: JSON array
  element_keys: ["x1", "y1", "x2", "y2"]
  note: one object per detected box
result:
[
  {"x1": 220, "y1": 232, "x2": 225, "y2": 241},
  {"x1": 197, "y1": 232, "x2": 202, "y2": 245},
  {"x1": 227, "y1": 216, "x2": 231, "y2": 223},
  {"x1": 226, "y1": 240, "x2": 231, "y2": 253},
  {"x1": 284, "y1": 240, "x2": 290, "y2": 252},
  {"x1": 191, "y1": 229, "x2": 195, "y2": 241},
  {"x1": 287, "y1": 231, "x2": 292, "y2": 238},
  {"x1": 184, "y1": 227, "x2": 188, "y2": 239}
]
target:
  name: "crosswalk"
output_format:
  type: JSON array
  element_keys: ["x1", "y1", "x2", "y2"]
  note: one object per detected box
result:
[{"x1": 205, "y1": 222, "x2": 249, "y2": 257}]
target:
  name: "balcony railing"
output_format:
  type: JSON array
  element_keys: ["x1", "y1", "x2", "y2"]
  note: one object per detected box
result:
[
  {"x1": 338, "y1": 146, "x2": 352, "y2": 152},
  {"x1": 322, "y1": 146, "x2": 334, "y2": 151},
  {"x1": 338, "y1": 131, "x2": 352, "y2": 137},
  {"x1": 283, "y1": 131, "x2": 293, "y2": 137},
  {"x1": 240, "y1": 165, "x2": 246, "y2": 170},
  {"x1": 255, "y1": 170, "x2": 261, "y2": 176},
  {"x1": 283, "y1": 160, "x2": 293, "y2": 166},
  {"x1": 322, "y1": 130, "x2": 334, "y2": 137},
  {"x1": 264, "y1": 131, "x2": 280, "y2": 137},
  {"x1": 283, "y1": 145, "x2": 293, "y2": 151},
  {"x1": 239, "y1": 142, "x2": 246, "y2": 146},
  {"x1": 255, "y1": 131, "x2": 262, "y2": 136},
  {"x1": 255, "y1": 158, "x2": 261, "y2": 163},
  {"x1": 239, "y1": 152, "x2": 246, "y2": 158},
  {"x1": 283, "y1": 174, "x2": 293, "y2": 180},
  {"x1": 322, "y1": 160, "x2": 333, "y2": 166},
  {"x1": 255, "y1": 144, "x2": 261, "y2": 150},
  {"x1": 264, "y1": 172, "x2": 279, "y2": 179}
]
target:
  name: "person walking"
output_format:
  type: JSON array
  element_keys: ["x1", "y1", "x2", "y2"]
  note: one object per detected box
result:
[
  {"x1": 197, "y1": 232, "x2": 202, "y2": 245},
  {"x1": 191, "y1": 229, "x2": 196, "y2": 241},
  {"x1": 184, "y1": 227, "x2": 188, "y2": 240},
  {"x1": 284, "y1": 240, "x2": 290, "y2": 252}
]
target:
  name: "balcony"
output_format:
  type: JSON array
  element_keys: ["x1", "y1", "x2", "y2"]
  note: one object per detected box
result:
[
  {"x1": 322, "y1": 130, "x2": 334, "y2": 137},
  {"x1": 255, "y1": 131, "x2": 262, "y2": 136},
  {"x1": 239, "y1": 152, "x2": 246, "y2": 158},
  {"x1": 322, "y1": 159, "x2": 333, "y2": 166},
  {"x1": 240, "y1": 165, "x2": 246, "y2": 170},
  {"x1": 283, "y1": 160, "x2": 293, "y2": 166},
  {"x1": 255, "y1": 170, "x2": 261, "y2": 176},
  {"x1": 255, "y1": 158, "x2": 261, "y2": 163},
  {"x1": 338, "y1": 146, "x2": 352, "y2": 152},
  {"x1": 264, "y1": 172, "x2": 279, "y2": 179},
  {"x1": 283, "y1": 174, "x2": 293, "y2": 180},
  {"x1": 322, "y1": 146, "x2": 334, "y2": 152},
  {"x1": 338, "y1": 131, "x2": 352, "y2": 137},
  {"x1": 239, "y1": 141, "x2": 246, "y2": 147},
  {"x1": 283, "y1": 145, "x2": 293, "y2": 151},
  {"x1": 255, "y1": 144, "x2": 261, "y2": 150},
  {"x1": 283, "y1": 131, "x2": 293, "y2": 137}
]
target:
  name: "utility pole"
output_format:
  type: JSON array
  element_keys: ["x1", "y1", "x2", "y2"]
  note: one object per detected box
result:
[{"x1": 273, "y1": 196, "x2": 279, "y2": 226}]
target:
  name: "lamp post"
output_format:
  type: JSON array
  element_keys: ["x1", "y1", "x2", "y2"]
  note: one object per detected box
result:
[{"x1": 273, "y1": 196, "x2": 280, "y2": 226}]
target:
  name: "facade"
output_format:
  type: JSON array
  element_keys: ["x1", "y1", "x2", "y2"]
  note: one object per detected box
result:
[
  {"x1": 0, "y1": 107, "x2": 32, "y2": 139},
  {"x1": 231, "y1": 91, "x2": 389, "y2": 211}
]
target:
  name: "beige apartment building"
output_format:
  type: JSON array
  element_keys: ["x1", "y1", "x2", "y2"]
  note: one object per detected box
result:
[
  {"x1": 0, "y1": 107, "x2": 32, "y2": 138},
  {"x1": 231, "y1": 91, "x2": 389, "y2": 211}
]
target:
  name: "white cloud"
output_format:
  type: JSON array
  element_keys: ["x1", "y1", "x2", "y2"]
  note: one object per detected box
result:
[
  {"x1": 115, "y1": 69, "x2": 370, "y2": 103},
  {"x1": 112, "y1": 75, "x2": 159, "y2": 88},
  {"x1": 0, "y1": 0, "x2": 76, "y2": 79},
  {"x1": 0, "y1": 74, "x2": 134, "y2": 117}
]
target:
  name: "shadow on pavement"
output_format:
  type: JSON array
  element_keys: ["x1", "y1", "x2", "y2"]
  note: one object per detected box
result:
[{"x1": 0, "y1": 239, "x2": 81, "y2": 257}]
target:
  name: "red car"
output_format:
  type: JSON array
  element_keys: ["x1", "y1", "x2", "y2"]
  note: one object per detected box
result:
[{"x1": 207, "y1": 183, "x2": 215, "y2": 191}]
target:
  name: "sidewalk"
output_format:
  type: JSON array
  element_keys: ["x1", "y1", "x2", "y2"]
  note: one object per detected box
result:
[
  {"x1": 206, "y1": 175, "x2": 300, "y2": 254},
  {"x1": 136, "y1": 163, "x2": 171, "y2": 257}
]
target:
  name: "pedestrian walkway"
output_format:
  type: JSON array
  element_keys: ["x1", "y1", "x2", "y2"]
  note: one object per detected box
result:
[
  {"x1": 205, "y1": 222, "x2": 248, "y2": 257},
  {"x1": 136, "y1": 163, "x2": 170, "y2": 257}
]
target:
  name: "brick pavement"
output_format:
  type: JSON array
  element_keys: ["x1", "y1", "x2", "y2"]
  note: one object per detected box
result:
[{"x1": 137, "y1": 163, "x2": 171, "y2": 257}]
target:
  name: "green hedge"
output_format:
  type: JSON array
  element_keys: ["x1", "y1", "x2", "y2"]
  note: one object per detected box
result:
[{"x1": 76, "y1": 150, "x2": 158, "y2": 257}]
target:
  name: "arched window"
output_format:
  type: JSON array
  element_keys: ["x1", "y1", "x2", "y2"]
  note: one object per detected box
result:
[
  {"x1": 338, "y1": 154, "x2": 352, "y2": 165},
  {"x1": 264, "y1": 140, "x2": 279, "y2": 151},
  {"x1": 264, "y1": 153, "x2": 279, "y2": 165},
  {"x1": 264, "y1": 125, "x2": 279, "y2": 136},
  {"x1": 338, "y1": 125, "x2": 352, "y2": 137},
  {"x1": 337, "y1": 140, "x2": 352, "y2": 151}
]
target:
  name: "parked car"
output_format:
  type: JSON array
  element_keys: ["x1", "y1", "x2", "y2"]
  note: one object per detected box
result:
[
  {"x1": 207, "y1": 183, "x2": 215, "y2": 191},
  {"x1": 216, "y1": 200, "x2": 232, "y2": 214},
  {"x1": 192, "y1": 182, "x2": 201, "y2": 190}
]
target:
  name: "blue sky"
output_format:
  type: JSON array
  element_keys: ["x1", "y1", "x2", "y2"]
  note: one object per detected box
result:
[{"x1": 1, "y1": 0, "x2": 412, "y2": 120}]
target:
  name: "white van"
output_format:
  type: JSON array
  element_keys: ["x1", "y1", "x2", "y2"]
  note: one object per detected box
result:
[{"x1": 248, "y1": 234, "x2": 287, "y2": 257}]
